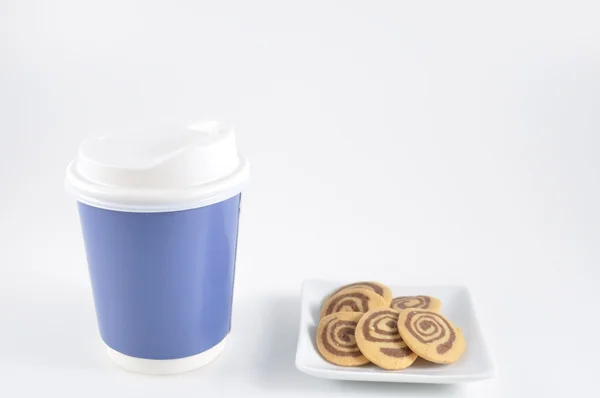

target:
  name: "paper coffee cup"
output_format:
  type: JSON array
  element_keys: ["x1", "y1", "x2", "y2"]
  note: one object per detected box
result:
[{"x1": 65, "y1": 122, "x2": 249, "y2": 374}]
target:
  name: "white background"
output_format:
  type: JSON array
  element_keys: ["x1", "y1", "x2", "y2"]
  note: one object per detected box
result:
[{"x1": 1, "y1": 0, "x2": 599, "y2": 396}]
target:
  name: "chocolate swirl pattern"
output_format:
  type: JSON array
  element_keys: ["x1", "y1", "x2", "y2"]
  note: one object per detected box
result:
[
  {"x1": 355, "y1": 308, "x2": 418, "y2": 370},
  {"x1": 316, "y1": 312, "x2": 370, "y2": 366},
  {"x1": 329, "y1": 281, "x2": 392, "y2": 303},
  {"x1": 398, "y1": 309, "x2": 466, "y2": 364},
  {"x1": 391, "y1": 295, "x2": 442, "y2": 312},
  {"x1": 320, "y1": 288, "x2": 388, "y2": 319}
]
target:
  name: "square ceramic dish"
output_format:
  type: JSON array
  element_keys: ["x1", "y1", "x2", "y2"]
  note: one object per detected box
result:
[{"x1": 295, "y1": 279, "x2": 496, "y2": 383}]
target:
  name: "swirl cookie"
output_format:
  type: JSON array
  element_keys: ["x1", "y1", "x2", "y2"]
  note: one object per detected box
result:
[
  {"x1": 317, "y1": 312, "x2": 370, "y2": 366},
  {"x1": 328, "y1": 281, "x2": 392, "y2": 303},
  {"x1": 320, "y1": 288, "x2": 388, "y2": 319},
  {"x1": 391, "y1": 295, "x2": 442, "y2": 312},
  {"x1": 355, "y1": 308, "x2": 418, "y2": 370},
  {"x1": 398, "y1": 309, "x2": 466, "y2": 364}
]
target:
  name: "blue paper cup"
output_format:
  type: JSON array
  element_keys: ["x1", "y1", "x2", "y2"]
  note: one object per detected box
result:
[{"x1": 65, "y1": 122, "x2": 249, "y2": 374}]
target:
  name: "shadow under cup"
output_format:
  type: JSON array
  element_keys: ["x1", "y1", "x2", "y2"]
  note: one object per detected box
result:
[{"x1": 77, "y1": 194, "x2": 241, "y2": 369}]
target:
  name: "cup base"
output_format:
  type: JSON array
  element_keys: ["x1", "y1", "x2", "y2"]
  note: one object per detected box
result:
[{"x1": 105, "y1": 336, "x2": 227, "y2": 375}]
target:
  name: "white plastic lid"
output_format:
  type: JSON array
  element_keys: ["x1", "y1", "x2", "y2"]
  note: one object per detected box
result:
[{"x1": 65, "y1": 121, "x2": 250, "y2": 212}]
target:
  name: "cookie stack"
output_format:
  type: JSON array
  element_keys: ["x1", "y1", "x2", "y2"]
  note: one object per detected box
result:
[{"x1": 316, "y1": 281, "x2": 466, "y2": 370}]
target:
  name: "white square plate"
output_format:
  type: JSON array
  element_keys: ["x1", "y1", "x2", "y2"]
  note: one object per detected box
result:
[{"x1": 295, "y1": 279, "x2": 496, "y2": 384}]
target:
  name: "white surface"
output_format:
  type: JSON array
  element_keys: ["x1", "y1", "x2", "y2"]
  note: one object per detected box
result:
[
  {"x1": 65, "y1": 121, "x2": 249, "y2": 212},
  {"x1": 1, "y1": 0, "x2": 599, "y2": 397},
  {"x1": 106, "y1": 337, "x2": 227, "y2": 375},
  {"x1": 296, "y1": 279, "x2": 495, "y2": 384}
]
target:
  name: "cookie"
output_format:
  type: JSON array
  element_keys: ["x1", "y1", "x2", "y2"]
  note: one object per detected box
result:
[
  {"x1": 397, "y1": 309, "x2": 466, "y2": 364},
  {"x1": 390, "y1": 295, "x2": 442, "y2": 312},
  {"x1": 320, "y1": 288, "x2": 389, "y2": 319},
  {"x1": 328, "y1": 281, "x2": 392, "y2": 303},
  {"x1": 355, "y1": 308, "x2": 418, "y2": 370},
  {"x1": 316, "y1": 312, "x2": 370, "y2": 366}
]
